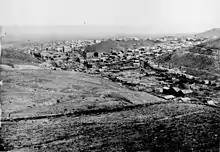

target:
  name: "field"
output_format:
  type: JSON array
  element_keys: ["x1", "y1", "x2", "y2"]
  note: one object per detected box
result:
[{"x1": 1, "y1": 67, "x2": 220, "y2": 151}]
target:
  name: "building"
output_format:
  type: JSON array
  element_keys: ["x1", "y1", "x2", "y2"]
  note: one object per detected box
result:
[
  {"x1": 86, "y1": 52, "x2": 100, "y2": 59},
  {"x1": 63, "y1": 46, "x2": 71, "y2": 53},
  {"x1": 179, "y1": 89, "x2": 193, "y2": 96},
  {"x1": 170, "y1": 87, "x2": 181, "y2": 96}
]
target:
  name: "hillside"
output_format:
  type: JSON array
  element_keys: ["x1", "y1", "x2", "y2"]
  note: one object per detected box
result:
[
  {"x1": 85, "y1": 39, "x2": 155, "y2": 53},
  {"x1": 198, "y1": 37, "x2": 220, "y2": 49},
  {"x1": 197, "y1": 28, "x2": 220, "y2": 38},
  {"x1": 1, "y1": 40, "x2": 220, "y2": 151},
  {"x1": 156, "y1": 38, "x2": 220, "y2": 80},
  {"x1": 0, "y1": 48, "x2": 42, "y2": 72},
  {"x1": 1, "y1": 69, "x2": 219, "y2": 151}
]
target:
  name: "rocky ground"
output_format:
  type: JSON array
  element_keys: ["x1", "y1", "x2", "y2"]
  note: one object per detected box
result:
[{"x1": 1, "y1": 67, "x2": 220, "y2": 151}]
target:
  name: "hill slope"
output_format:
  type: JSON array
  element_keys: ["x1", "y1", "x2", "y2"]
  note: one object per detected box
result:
[
  {"x1": 197, "y1": 28, "x2": 220, "y2": 38},
  {"x1": 1, "y1": 69, "x2": 219, "y2": 151},
  {"x1": 156, "y1": 38, "x2": 220, "y2": 80},
  {"x1": 198, "y1": 37, "x2": 220, "y2": 49},
  {"x1": 85, "y1": 39, "x2": 155, "y2": 53},
  {"x1": 1, "y1": 41, "x2": 219, "y2": 151},
  {"x1": 0, "y1": 48, "x2": 42, "y2": 72}
]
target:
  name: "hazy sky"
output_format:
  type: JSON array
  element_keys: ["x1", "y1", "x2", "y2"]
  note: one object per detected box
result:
[{"x1": 0, "y1": 0, "x2": 219, "y2": 33}]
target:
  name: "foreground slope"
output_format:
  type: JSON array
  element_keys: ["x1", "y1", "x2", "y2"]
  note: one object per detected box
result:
[
  {"x1": 1, "y1": 69, "x2": 162, "y2": 119},
  {"x1": 1, "y1": 68, "x2": 219, "y2": 151},
  {"x1": 2, "y1": 103, "x2": 220, "y2": 152},
  {"x1": 0, "y1": 43, "x2": 220, "y2": 151}
]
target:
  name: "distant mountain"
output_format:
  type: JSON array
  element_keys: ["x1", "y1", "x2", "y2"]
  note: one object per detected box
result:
[
  {"x1": 3, "y1": 26, "x2": 162, "y2": 42},
  {"x1": 156, "y1": 38, "x2": 220, "y2": 80},
  {"x1": 3, "y1": 25, "x2": 195, "y2": 42},
  {"x1": 197, "y1": 28, "x2": 220, "y2": 38}
]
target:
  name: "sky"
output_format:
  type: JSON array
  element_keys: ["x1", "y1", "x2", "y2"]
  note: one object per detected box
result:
[{"x1": 0, "y1": 0, "x2": 220, "y2": 34}]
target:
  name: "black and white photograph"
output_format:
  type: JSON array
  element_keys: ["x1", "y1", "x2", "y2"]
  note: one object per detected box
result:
[{"x1": 0, "y1": 0, "x2": 220, "y2": 151}]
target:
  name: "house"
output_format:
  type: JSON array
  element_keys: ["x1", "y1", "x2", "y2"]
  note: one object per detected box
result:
[
  {"x1": 89, "y1": 58, "x2": 100, "y2": 63},
  {"x1": 133, "y1": 62, "x2": 140, "y2": 68},
  {"x1": 154, "y1": 88, "x2": 163, "y2": 93},
  {"x1": 111, "y1": 50, "x2": 118, "y2": 55},
  {"x1": 93, "y1": 52, "x2": 100, "y2": 58},
  {"x1": 139, "y1": 47, "x2": 145, "y2": 51},
  {"x1": 163, "y1": 86, "x2": 170, "y2": 94},
  {"x1": 126, "y1": 55, "x2": 133, "y2": 60},
  {"x1": 138, "y1": 86, "x2": 145, "y2": 91},
  {"x1": 162, "y1": 86, "x2": 192, "y2": 97},
  {"x1": 86, "y1": 52, "x2": 94, "y2": 58},
  {"x1": 203, "y1": 80, "x2": 210, "y2": 85},
  {"x1": 63, "y1": 46, "x2": 71, "y2": 53},
  {"x1": 179, "y1": 89, "x2": 193, "y2": 96},
  {"x1": 180, "y1": 97, "x2": 191, "y2": 102},
  {"x1": 163, "y1": 95, "x2": 175, "y2": 100},
  {"x1": 86, "y1": 52, "x2": 100, "y2": 59},
  {"x1": 40, "y1": 51, "x2": 50, "y2": 59},
  {"x1": 170, "y1": 87, "x2": 181, "y2": 96},
  {"x1": 207, "y1": 100, "x2": 217, "y2": 106},
  {"x1": 56, "y1": 47, "x2": 63, "y2": 52}
]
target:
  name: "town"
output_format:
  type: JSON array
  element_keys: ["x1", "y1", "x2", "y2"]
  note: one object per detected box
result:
[
  {"x1": 19, "y1": 36, "x2": 219, "y2": 106},
  {"x1": 1, "y1": 0, "x2": 220, "y2": 151}
]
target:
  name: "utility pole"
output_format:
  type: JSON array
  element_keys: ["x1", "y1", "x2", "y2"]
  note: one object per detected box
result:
[
  {"x1": 0, "y1": 27, "x2": 2, "y2": 57},
  {"x1": 0, "y1": 26, "x2": 6, "y2": 127},
  {"x1": 0, "y1": 26, "x2": 6, "y2": 87},
  {"x1": 0, "y1": 26, "x2": 2, "y2": 127},
  {"x1": 0, "y1": 26, "x2": 6, "y2": 57}
]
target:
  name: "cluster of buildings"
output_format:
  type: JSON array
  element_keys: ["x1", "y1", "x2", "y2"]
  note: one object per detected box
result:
[
  {"x1": 25, "y1": 40, "x2": 100, "y2": 70},
  {"x1": 25, "y1": 36, "x2": 219, "y2": 106}
]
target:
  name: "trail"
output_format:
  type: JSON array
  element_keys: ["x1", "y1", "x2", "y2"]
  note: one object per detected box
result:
[
  {"x1": 1, "y1": 102, "x2": 165, "y2": 122},
  {"x1": 2, "y1": 102, "x2": 218, "y2": 123},
  {"x1": 156, "y1": 110, "x2": 205, "y2": 122}
]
